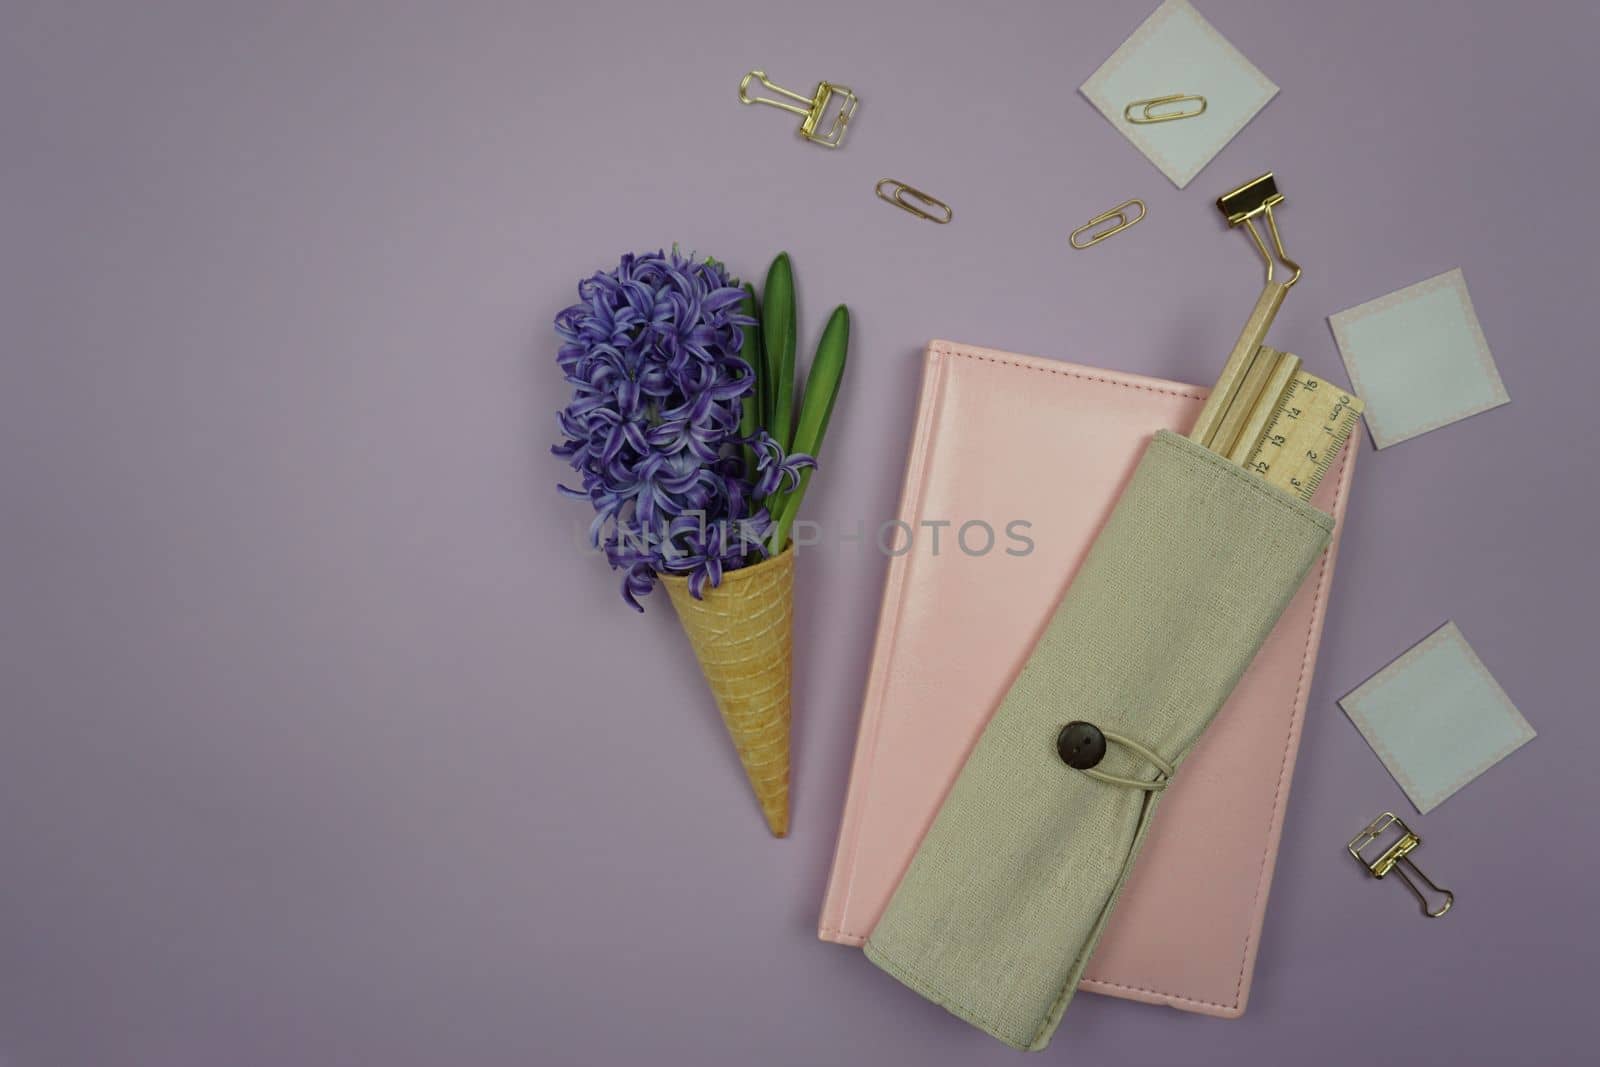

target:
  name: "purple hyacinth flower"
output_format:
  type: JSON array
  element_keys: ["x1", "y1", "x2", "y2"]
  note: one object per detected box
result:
[{"x1": 552, "y1": 249, "x2": 813, "y2": 610}]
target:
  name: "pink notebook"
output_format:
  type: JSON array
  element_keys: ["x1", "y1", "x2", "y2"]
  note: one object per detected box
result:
[{"x1": 819, "y1": 340, "x2": 1357, "y2": 1018}]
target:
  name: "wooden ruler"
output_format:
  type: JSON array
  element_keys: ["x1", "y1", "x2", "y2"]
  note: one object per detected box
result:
[{"x1": 1212, "y1": 345, "x2": 1364, "y2": 502}]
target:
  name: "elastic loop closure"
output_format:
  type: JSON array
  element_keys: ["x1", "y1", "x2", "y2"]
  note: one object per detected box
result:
[{"x1": 1078, "y1": 730, "x2": 1174, "y2": 792}]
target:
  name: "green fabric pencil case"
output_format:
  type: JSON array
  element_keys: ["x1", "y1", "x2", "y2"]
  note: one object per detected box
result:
[{"x1": 864, "y1": 430, "x2": 1334, "y2": 1050}]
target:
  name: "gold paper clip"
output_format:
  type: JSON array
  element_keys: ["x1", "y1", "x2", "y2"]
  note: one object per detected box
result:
[
  {"x1": 876, "y1": 179, "x2": 952, "y2": 224},
  {"x1": 1069, "y1": 199, "x2": 1145, "y2": 249},
  {"x1": 1347, "y1": 812, "x2": 1455, "y2": 919},
  {"x1": 1124, "y1": 93, "x2": 1207, "y2": 124},
  {"x1": 738, "y1": 69, "x2": 857, "y2": 148}
]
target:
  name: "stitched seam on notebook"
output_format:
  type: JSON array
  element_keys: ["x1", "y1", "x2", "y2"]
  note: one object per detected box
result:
[
  {"x1": 932, "y1": 341, "x2": 1206, "y2": 399},
  {"x1": 1074, "y1": 976, "x2": 1235, "y2": 1011},
  {"x1": 833, "y1": 341, "x2": 1203, "y2": 942}
]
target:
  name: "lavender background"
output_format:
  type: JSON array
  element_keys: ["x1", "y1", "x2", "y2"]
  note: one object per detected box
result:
[{"x1": 2, "y1": 2, "x2": 1596, "y2": 1064}]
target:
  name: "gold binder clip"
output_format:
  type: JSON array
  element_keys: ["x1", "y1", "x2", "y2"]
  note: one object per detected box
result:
[
  {"x1": 1215, "y1": 171, "x2": 1301, "y2": 287},
  {"x1": 1124, "y1": 93, "x2": 1207, "y2": 123},
  {"x1": 738, "y1": 69, "x2": 857, "y2": 148},
  {"x1": 1188, "y1": 172, "x2": 1302, "y2": 450},
  {"x1": 876, "y1": 179, "x2": 952, "y2": 224},
  {"x1": 1347, "y1": 812, "x2": 1455, "y2": 919},
  {"x1": 1069, "y1": 199, "x2": 1145, "y2": 249},
  {"x1": 1188, "y1": 172, "x2": 1363, "y2": 485}
]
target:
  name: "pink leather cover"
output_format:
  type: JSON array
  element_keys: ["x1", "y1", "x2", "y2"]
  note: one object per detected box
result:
[{"x1": 818, "y1": 340, "x2": 1356, "y2": 1018}]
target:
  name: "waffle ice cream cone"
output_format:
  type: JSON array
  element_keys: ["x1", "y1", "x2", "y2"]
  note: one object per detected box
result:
[{"x1": 659, "y1": 548, "x2": 794, "y2": 837}]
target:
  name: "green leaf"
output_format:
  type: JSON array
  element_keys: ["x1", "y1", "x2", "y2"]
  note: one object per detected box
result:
[
  {"x1": 762, "y1": 252, "x2": 797, "y2": 453},
  {"x1": 771, "y1": 304, "x2": 848, "y2": 551}
]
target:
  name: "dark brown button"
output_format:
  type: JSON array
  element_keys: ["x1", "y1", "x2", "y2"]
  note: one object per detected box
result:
[{"x1": 1057, "y1": 722, "x2": 1106, "y2": 770}]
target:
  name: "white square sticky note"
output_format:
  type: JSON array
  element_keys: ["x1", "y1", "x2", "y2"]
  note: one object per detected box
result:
[
  {"x1": 1328, "y1": 268, "x2": 1509, "y2": 449},
  {"x1": 1340, "y1": 622, "x2": 1535, "y2": 814},
  {"x1": 1079, "y1": 0, "x2": 1278, "y2": 188}
]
